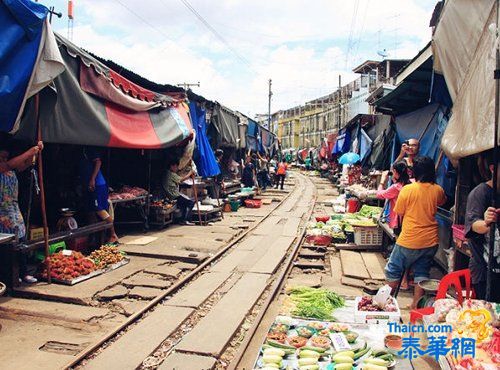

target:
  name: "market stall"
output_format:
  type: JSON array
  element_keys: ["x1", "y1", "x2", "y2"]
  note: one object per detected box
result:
[
  {"x1": 253, "y1": 286, "x2": 412, "y2": 370},
  {"x1": 306, "y1": 205, "x2": 383, "y2": 249}
]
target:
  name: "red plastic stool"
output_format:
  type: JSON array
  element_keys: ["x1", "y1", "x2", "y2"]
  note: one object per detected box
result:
[{"x1": 409, "y1": 269, "x2": 475, "y2": 324}]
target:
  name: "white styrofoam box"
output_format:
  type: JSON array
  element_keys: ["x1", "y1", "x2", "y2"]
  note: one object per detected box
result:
[{"x1": 354, "y1": 296, "x2": 401, "y2": 324}]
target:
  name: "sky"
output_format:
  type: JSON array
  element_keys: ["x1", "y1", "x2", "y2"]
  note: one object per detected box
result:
[{"x1": 41, "y1": 0, "x2": 438, "y2": 117}]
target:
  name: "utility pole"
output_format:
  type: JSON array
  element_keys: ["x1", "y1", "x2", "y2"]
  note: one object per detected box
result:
[
  {"x1": 337, "y1": 75, "x2": 342, "y2": 131},
  {"x1": 268, "y1": 79, "x2": 272, "y2": 130},
  {"x1": 177, "y1": 82, "x2": 200, "y2": 91}
]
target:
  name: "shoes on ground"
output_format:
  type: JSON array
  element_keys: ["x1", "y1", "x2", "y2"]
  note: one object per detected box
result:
[{"x1": 22, "y1": 275, "x2": 38, "y2": 284}]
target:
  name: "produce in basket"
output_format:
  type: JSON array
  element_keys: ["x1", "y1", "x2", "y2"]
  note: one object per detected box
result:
[
  {"x1": 310, "y1": 335, "x2": 331, "y2": 349},
  {"x1": 308, "y1": 321, "x2": 326, "y2": 330},
  {"x1": 40, "y1": 251, "x2": 96, "y2": 281},
  {"x1": 89, "y1": 245, "x2": 126, "y2": 269},
  {"x1": 267, "y1": 331, "x2": 287, "y2": 343},
  {"x1": 288, "y1": 335, "x2": 308, "y2": 348},
  {"x1": 328, "y1": 323, "x2": 351, "y2": 332},
  {"x1": 270, "y1": 323, "x2": 289, "y2": 333},
  {"x1": 344, "y1": 331, "x2": 359, "y2": 344},
  {"x1": 297, "y1": 326, "x2": 316, "y2": 338}
]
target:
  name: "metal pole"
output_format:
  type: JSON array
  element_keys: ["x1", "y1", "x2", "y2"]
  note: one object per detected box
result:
[
  {"x1": 268, "y1": 79, "x2": 272, "y2": 129},
  {"x1": 191, "y1": 174, "x2": 203, "y2": 225},
  {"x1": 487, "y1": 0, "x2": 500, "y2": 301},
  {"x1": 338, "y1": 75, "x2": 342, "y2": 130}
]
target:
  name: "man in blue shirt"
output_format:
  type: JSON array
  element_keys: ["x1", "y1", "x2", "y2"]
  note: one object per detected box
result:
[{"x1": 80, "y1": 147, "x2": 118, "y2": 243}]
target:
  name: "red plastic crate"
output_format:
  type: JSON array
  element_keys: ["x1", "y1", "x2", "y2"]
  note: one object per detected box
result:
[
  {"x1": 452, "y1": 224, "x2": 465, "y2": 241},
  {"x1": 244, "y1": 199, "x2": 262, "y2": 208}
]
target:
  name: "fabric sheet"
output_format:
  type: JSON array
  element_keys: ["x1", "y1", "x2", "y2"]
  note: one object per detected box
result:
[{"x1": 189, "y1": 102, "x2": 220, "y2": 178}]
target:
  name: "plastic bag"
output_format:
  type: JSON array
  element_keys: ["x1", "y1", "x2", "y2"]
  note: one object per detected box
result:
[{"x1": 433, "y1": 298, "x2": 460, "y2": 322}]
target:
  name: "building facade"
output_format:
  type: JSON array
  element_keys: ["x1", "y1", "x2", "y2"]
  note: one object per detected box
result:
[{"x1": 273, "y1": 58, "x2": 409, "y2": 150}]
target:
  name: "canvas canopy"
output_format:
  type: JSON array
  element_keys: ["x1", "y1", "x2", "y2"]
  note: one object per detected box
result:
[
  {"x1": 393, "y1": 103, "x2": 449, "y2": 163},
  {"x1": 0, "y1": 0, "x2": 64, "y2": 133},
  {"x1": 433, "y1": 0, "x2": 499, "y2": 159},
  {"x1": 16, "y1": 34, "x2": 191, "y2": 148},
  {"x1": 209, "y1": 104, "x2": 240, "y2": 148}
]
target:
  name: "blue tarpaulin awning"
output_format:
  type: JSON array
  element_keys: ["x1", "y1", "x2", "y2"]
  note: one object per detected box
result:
[
  {"x1": 189, "y1": 101, "x2": 220, "y2": 178},
  {"x1": 0, "y1": 0, "x2": 48, "y2": 132}
]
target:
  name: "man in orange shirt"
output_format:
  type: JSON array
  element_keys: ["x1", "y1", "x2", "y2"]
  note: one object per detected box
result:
[
  {"x1": 275, "y1": 160, "x2": 287, "y2": 190},
  {"x1": 385, "y1": 157, "x2": 446, "y2": 308}
]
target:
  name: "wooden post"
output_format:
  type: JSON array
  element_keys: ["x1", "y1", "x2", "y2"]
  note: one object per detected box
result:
[
  {"x1": 191, "y1": 174, "x2": 202, "y2": 225},
  {"x1": 35, "y1": 94, "x2": 51, "y2": 284}
]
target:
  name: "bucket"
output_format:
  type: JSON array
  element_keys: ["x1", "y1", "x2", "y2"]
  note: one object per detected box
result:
[
  {"x1": 347, "y1": 198, "x2": 360, "y2": 213},
  {"x1": 223, "y1": 202, "x2": 232, "y2": 212},
  {"x1": 230, "y1": 200, "x2": 240, "y2": 211}
]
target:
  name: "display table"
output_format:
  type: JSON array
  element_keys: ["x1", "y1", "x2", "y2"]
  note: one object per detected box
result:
[
  {"x1": 190, "y1": 206, "x2": 222, "y2": 225},
  {"x1": 1, "y1": 222, "x2": 113, "y2": 288},
  {"x1": 221, "y1": 180, "x2": 241, "y2": 197},
  {"x1": 110, "y1": 194, "x2": 149, "y2": 229},
  {"x1": 149, "y1": 204, "x2": 176, "y2": 228}
]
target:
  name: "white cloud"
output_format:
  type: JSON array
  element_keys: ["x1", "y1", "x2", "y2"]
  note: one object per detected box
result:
[{"x1": 43, "y1": 0, "x2": 436, "y2": 115}]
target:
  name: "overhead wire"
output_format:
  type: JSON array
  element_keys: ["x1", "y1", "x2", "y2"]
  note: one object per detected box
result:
[
  {"x1": 345, "y1": 0, "x2": 360, "y2": 68},
  {"x1": 352, "y1": 0, "x2": 370, "y2": 65},
  {"x1": 112, "y1": 0, "x2": 197, "y2": 58},
  {"x1": 175, "y1": 0, "x2": 253, "y2": 70}
]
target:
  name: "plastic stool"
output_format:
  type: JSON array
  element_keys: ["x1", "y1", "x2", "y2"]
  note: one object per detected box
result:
[{"x1": 409, "y1": 269, "x2": 475, "y2": 324}]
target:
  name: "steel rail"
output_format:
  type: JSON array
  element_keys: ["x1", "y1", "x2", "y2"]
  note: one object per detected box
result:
[
  {"x1": 228, "y1": 175, "x2": 317, "y2": 370},
  {"x1": 65, "y1": 181, "x2": 297, "y2": 369}
]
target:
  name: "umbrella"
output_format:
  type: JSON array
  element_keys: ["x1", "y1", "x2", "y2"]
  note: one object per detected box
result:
[{"x1": 338, "y1": 152, "x2": 361, "y2": 165}]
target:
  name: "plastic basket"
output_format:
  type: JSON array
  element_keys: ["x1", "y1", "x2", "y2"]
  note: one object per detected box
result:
[
  {"x1": 353, "y1": 225, "x2": 383, "y2": 246},
  {"x1": 305, "y1": 235, "x2": 332, "y2": 246},
  {"x1": 244, "y1": 199, "x2": 262, "y2": 208},
  {"x1": 230, "y1": 200, "x2": 240, "y2": 211},
  {"x1": 452, "y1": 224, "x2": 465, "y2": 241}
]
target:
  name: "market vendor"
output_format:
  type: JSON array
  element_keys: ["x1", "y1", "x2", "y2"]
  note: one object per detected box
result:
[
  {"x1": 376, "y1": 161, "x2": 411, "y2": 230},
  {"x1": 394, "y1": 138, "x2": 420, "y2": 178},
  {"x1": 465, "y1": 151, "x2": 500, "y2": 302},
  {"x1": 210, "y1": 149, "x2": 224, "y2": 199},
  {"x1": 241, "y1": 155, "x2": 256, "y2": 188},
  {"x1": 0, "y1": 140, "x2": 44, "y2": 283},
  {"x1": 80, "y1": 147, "x2": 119, "y2": 243},
  {"x1": 385, "y1": 157, "x2": 446, "y2": 308},
  {"x1": 162, "y1": 159, "x2": 195, "y2": 225}
]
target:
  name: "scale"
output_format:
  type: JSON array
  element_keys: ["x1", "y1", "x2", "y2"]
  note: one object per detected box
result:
[
  {"x1": 56, "y1": 208, "x2": 78, "y2": 232},
  {"x1": 416, "y1": 279, "x2": 441, "y2": 308}
]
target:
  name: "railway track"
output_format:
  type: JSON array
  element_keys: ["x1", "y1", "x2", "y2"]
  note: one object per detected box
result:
[{"x1": 67, "y1": 172, "x2": 317, "y2": 370}]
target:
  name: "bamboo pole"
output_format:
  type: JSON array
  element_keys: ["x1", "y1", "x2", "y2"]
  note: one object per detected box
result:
[{"x1": 34, "y1": 94, "x2": 51, "y2": 284}]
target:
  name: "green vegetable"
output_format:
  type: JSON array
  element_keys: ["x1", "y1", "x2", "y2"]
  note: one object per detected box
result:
[
  {"x1": 288, "y1": 286, "x2": 344, "y2": 320},
  {"x1": 298, "y1": 358, "x2": 319, "y2": 366},
  {"x1": 299, "y1": 350, "x2": 321, "y2": 358},
  {"x1": 353, "y1": 346, "x2": 370, "y2": 360},
  {"x1": 357, "y1": 205, "x2": 383, "y2": 218},
  {"x1": 301, "y1": 346, "x2": 327, "y2": 354}
]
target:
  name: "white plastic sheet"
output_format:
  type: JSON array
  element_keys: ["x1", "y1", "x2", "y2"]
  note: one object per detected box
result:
[{"x1": 433, "y1": 0, "x2": 499, "y2": 159}]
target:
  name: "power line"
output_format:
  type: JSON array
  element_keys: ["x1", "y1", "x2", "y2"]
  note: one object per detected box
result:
[
  {"x1": 114, "y1": 0, "x2": 174, "y2": 42},
  {"x1": 345, "y1": 0, "x2": 360, "y2": 68},
  {"x1": 352, "y1": 0, "x2": 370, "y2": 64},
  {"x1": 175, "y1": 0, "x2": 253, "y2": 69}
]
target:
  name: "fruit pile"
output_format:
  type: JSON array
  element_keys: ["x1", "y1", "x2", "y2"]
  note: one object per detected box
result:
[
  {"x1": 89, "y1": 245, "x2": 125, "y2": 269},
  {"x1": 41, "y1": 251, "x2": 96, "y2": 281}
]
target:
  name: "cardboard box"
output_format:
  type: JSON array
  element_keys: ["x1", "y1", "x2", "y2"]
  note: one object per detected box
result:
[{"x1": 29, "y1": 227, "x2": 44, "y2": 241}]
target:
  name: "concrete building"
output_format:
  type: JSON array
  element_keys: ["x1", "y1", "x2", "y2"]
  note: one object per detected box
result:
[{"x1": 273, "y1": 58, "x2": 409, "y2": 150}]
